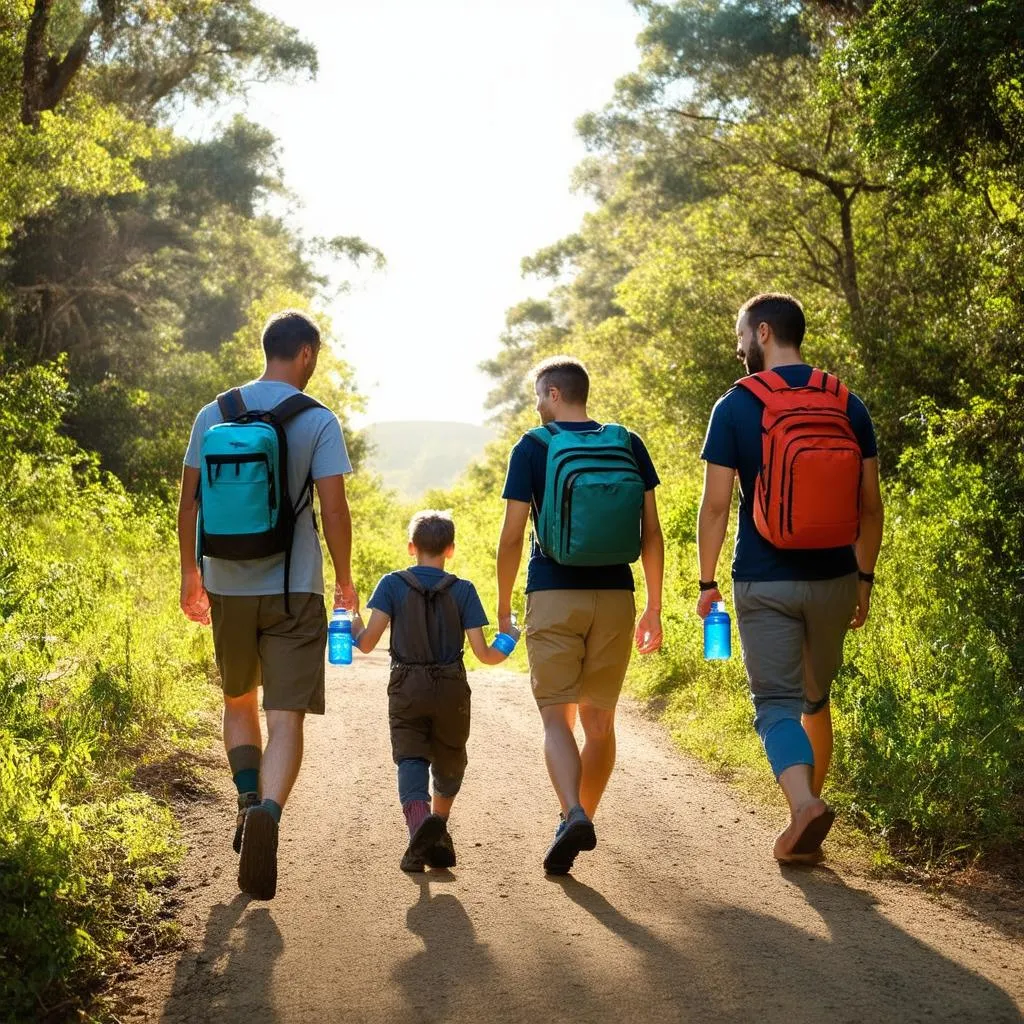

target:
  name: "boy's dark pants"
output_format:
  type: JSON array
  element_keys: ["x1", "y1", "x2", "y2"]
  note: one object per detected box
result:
[{"x1": 389, "y1": 661, "x2": 471, "y2": 799}]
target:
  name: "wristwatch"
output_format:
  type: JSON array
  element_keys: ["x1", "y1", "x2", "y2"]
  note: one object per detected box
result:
[
  {"x1": 699, "y1": 580, "x2": 719, "y2": 592},
  {"x1": 858, "y1": 570, "x2": 875, "y2": 585}
]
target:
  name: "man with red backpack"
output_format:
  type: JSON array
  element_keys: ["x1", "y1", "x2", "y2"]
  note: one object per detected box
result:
[{"x1": 697, "y1": 294, "x2": 884, "y2": 863}]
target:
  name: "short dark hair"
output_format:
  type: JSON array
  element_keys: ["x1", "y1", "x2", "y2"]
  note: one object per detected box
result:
[
  {"x1": 262, "y1": 310, "x2": 321, "y2": 361},
  {"x1": 408, "y1": 509, "x2": 455, "y2": 556},
  {"x1": 530, "y1": 355, "x2": 590, "y2": 405},
  {"x1": 739, "y1": 293, "x2": 805, "y2": 348}
]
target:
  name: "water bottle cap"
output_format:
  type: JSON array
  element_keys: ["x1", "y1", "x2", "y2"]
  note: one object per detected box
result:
[{"x1": 713, "y1": 601, "x2": 726, "y2": 612}]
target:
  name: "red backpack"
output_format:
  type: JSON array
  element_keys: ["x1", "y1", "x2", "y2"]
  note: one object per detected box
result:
[{"x1": 735, "y1": 368, "x2": 862, "y2": 549}]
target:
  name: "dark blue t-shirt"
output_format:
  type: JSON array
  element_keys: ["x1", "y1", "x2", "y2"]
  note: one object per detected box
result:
[
  {"x1": 701, "y1": 364, "x2": 878, "y2": 582},
  {"x1": 501, "y1": 421, "x2": 660, "y2": 593},
  {"x1": 367, "y1": 566, "x2": 488, "y2": 663}
]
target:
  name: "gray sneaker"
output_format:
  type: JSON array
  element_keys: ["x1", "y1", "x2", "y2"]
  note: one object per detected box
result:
[{"x1": 543, "y1": 806, "x2": 596, "y2": 875}]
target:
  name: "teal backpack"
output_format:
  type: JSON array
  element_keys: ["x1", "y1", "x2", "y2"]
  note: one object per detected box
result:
[
  {"x1": 197, "y1": 388, "x2": 323, "y2": 606},
  {"x1": 528, "y1": 422, "x2": 645, "y2": 566}
]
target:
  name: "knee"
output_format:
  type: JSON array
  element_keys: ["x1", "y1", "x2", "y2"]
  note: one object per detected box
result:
[
  {"x1": 431, "y1": 769, "x2": 464, "y2": 798},
  {"x1": 580, "y1": 707, "x2": 615, "y2": 741}
]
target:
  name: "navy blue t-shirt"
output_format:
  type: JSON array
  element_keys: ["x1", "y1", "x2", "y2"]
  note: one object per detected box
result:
[
  {"x1": 701, "y1": 364, "x2": 878, "y2": 582},
  {"x1": 502, "y1": 421, "x2": 660, "y2": 593},
  {"x1": 367, "y1": 566, "x2": 488, "y2": 664}
]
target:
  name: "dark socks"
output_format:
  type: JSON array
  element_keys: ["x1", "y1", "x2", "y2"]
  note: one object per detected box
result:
[
  {"x1": 260, "y1": 799, "x2": 283, "y2": 824},
  {"x1": 227, "y1": 744, "x2": 261, "y2": 798}
]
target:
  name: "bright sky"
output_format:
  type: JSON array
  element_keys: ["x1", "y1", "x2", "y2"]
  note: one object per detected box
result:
[{"x1": 181, "y1": 1, "x2": 642, "y2": 426}]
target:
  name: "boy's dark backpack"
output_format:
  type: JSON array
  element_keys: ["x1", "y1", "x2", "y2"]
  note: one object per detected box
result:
[
  {"x1": 389, "y1": 572, "x2": 464, "y2": 666},
  {"x1": 196, "y1": 387, "x2": 324, "y2": 607}
]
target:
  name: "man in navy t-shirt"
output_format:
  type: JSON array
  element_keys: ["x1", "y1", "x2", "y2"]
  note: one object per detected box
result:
[
  {"x1": 697, "y1": 293, "x2": 884, "y2": 864},
  {"x1": 497, "y1": 356, "x2": 665, "y2": 875}
]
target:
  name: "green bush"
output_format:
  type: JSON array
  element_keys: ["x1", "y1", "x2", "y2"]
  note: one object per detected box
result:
[{"x1": 0, "y1": 363, "x2": 214, "y2": 1020}]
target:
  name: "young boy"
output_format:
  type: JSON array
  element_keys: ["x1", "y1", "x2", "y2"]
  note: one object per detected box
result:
[{"x1": 350, "y1": 510, "x2": 512, "y2": 872}]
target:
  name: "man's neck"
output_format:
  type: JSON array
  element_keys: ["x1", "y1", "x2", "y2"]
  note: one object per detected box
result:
[
  {"x1": 764, "y1": 347, "x2": 805, "y2": 371},
  {"x1": 550, "y1": 404, "x2": 591, "y2": 424},
  {"x1": 260, "y1": 363, "x2": 304, "y2": 389}
]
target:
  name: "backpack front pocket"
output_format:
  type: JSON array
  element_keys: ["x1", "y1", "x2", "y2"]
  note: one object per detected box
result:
[{"x1": 202, "y1": 454, "x2": 274, "y2": 536}]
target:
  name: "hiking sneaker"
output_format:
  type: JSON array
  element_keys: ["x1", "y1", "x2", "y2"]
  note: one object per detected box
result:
[
  {"x1": 543, "y1": 805, "x2": 597, "y2": 876},
  {"x1": 233, "y1": 792, "x2": 260, "y2": 855},
  {"x1": 401, "y1": 813, "x2": 446, "y2": 873},
  {"x1": 425, "y1": 825, "x2": 457, "y2": 869},
  {"x1": 238, "y1": 805, "x2": 279, "y2": 900}
]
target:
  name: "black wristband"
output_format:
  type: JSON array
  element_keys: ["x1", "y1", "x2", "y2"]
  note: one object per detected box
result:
[
  {"x1": 699, "y1": 580, "x2": 719, "y2": 592},
  {"x1": 858, "y1": 570, "x2": 875, "y2": 584}
]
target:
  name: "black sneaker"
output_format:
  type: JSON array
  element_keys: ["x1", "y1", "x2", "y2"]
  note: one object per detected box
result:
[
  {"x1": 426, "y1": 826, "x2": 457, "y2": 869},
  {"x1": 238, "y1": 805, "x2": 279, "y2": 900},
  {"x1": 543, "y1": 806, "x2": 597, "y2": 875},
  {"x1": 401, "y1": 814, "x2": 446, "y2": 873},
  {"x1": 233, "y1": 792, "x2": 260, "y2": 854}
]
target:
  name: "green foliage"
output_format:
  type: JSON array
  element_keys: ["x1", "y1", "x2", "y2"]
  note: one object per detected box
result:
[{"x1": 0, "y1": 363, "x2": 215, "y2": 1019}]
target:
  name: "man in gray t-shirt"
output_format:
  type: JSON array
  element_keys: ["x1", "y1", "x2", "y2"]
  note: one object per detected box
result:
[{"x1": 177, "y1": 310, "x2": 357, "y2": 901}]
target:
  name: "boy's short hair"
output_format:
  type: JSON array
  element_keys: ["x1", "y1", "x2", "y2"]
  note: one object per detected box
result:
[
  {"x1": 262, "y1": 310, "x2": 321, "y2": 361},
  {"x1": 530, "y1": 355, "x2": 590, "y2": 405},
  {"x1": 409, "y1": 510, "x2": 455, "y2": 556},
  {"x1": 739, "y1": 293, "x2": 805, "y2": 348}
]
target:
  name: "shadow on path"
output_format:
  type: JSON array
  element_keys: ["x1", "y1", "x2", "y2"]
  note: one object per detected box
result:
[
  {"x1": 391, "y1": 877, "x2": 498, "y2": 1024},
  {"x1": 551, "y1": 869, "x2": 1022, "y2": 1024},
  {"x1": 159, "y1": 894, "x2": 284, "y2": 1024}
]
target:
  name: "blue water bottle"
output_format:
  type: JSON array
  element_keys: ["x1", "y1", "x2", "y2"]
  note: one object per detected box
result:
[
  {"x1": 491, "y1": 618, "x2": 521, "y2": 656},
  {"x1": 328, "y1": 608, "x2": 353, "y2": 666},
  {"x1": 703, "y1": 601, "x2": 732, "y2": 661}
]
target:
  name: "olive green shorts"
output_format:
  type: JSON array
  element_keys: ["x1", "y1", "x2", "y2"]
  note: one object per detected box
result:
[{"x1": 208, "y1": 592, "x2": 327, "y2": 714}]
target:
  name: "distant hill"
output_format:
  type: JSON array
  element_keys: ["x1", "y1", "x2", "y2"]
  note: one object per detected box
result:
[{"x1": 363, "y1": 421, "x2": 496, "y2": 499}]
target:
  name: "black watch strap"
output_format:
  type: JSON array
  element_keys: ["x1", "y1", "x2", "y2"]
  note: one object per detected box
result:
[
  {"x1": 858, "y1": 570, "x2": 875, "y2": 584},
  {"x1": 699, "y1": 579, "x2": 719, "y2": 592}
]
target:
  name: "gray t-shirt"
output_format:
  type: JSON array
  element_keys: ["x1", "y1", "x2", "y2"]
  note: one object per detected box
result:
[{"x1": 184, "y1": 380, "x2": 352, "y2": 596}]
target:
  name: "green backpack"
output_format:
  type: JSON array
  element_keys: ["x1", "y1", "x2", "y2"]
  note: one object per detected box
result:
[{"x1": 528, "y1": 423, "x2": 645, "y2": 566}]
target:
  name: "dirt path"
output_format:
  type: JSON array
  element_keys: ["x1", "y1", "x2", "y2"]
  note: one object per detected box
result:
[{"x1": 118, "y1": 651, "x2": 1024, "y2": 1023}]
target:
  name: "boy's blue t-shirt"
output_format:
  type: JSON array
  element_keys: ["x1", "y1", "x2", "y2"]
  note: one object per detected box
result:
[
  {"x1": 367, "y1": 566, "x2": 488, "y2": 664},
  {"x1": 501, "y1": 420, "x2": 660, "y2": 593},
  {"x1": 700, "y1": 363, "x2": 878, "y2": 582}
]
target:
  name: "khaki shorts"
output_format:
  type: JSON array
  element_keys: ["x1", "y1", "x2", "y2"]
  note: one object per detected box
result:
[
  {"x1": 209, "y1": 592, "x2": 327, "y2": 714},
  {"x1": 525, "y1": 589, "x2": 636, "y2": 711}
]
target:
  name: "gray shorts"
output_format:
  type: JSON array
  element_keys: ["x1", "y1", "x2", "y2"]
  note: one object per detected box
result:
[{"x1": 733, "y1": 574, "x2": 858, "y2": 715}]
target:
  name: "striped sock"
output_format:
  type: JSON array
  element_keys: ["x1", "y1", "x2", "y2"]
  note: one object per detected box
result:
[{"x1": 402, "y1": 800, "x2": 431, "y2": 835}]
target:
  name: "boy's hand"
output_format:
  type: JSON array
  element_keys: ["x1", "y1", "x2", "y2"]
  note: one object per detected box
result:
[
  {"x1": 180, "y1": 570, "x2": 211, "y2": 625},
  {"x1": 334, "y1": 580, "x2": 358, "y2": 612},
  {"x1": 635, "y1": 606, "x2": 663, "y2": 654}
]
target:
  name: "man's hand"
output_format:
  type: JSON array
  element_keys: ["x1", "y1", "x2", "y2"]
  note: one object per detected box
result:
[
  {"x1": 180, "y1": 570, "x2": 211, "y2": 625},
  {"x1": 334, "y1": 579, "x2": 358, "y2": 612},
  {"x1": 497, "y1": 611, "x2": 515, "y2": 636},
  {"x1": 635, "y1": 606, "x2": 663, "y2": 654},
  {"x1": 696, "y1": 587, "x2": 723, "y2": 619},
  {"x1": 850, "y1": 580, "x2": 872, "y2": 629}
]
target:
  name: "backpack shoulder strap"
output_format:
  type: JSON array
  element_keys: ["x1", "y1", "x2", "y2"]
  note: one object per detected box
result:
[
  {"x1": 270, "y1": 392, "x2": 324, "y2": 424},
  {"x1": 734, "y1": 370, "x2": 791, "y2": 401},
  {"x1": 428, "y1": 573, "x2": 459, "y2": 595},
  {"x1": 216, "y1": 388, "x2": 246, "y2": 421},
  {"x1": 526, "y1": 423, "x2": 560, "y2": 449},
  {"x1": 397, "y1": 570, "x2": 427, "y2": 594}
]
